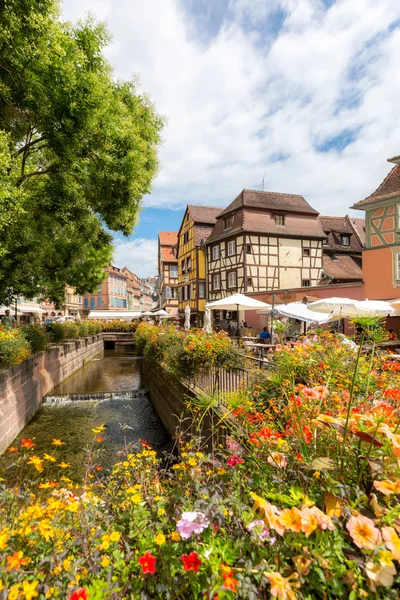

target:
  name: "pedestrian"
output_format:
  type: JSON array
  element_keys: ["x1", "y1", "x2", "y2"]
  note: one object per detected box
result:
[{"x1": 1, "y1": 309, "x2": 15, "y2": 328}]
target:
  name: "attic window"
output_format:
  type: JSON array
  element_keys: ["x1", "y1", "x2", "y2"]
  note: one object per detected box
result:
[
  {"x1": 323, "y1": 238, "x2": 328, "y2": 245},
  {"x1": 332, "y1": 254, "x2": 339, "y2": 261},
  {"x1": 341, "y1": 234, "x2": 350, "y2": 246},
  {"x1": 274, "y1": 214, "x2": 285, "y2": 226},
  {"x1": 224, "y1": 215, "x2": 233, "y2": 230}
]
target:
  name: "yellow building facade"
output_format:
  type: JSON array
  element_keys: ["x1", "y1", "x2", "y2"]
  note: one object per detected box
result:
[{"x1": 177, "y1": 205, "x2": 222, "y2": 326}]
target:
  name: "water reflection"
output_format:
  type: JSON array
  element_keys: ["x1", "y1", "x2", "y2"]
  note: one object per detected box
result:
[{"x1": 51, "y1": 356, "x2": 142, "y2": 395}]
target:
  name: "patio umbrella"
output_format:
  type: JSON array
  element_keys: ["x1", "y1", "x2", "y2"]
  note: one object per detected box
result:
[
  {"x1": 258, "y1": 302, "x2": 332, "y2": 324},
  {"x1": 203, "y1": 308, "x2": 212, "y2": 334},
  {"x1": 184, "y1": 305, "x2": 191, "y2": 331},
  {"x1": 152, "y1": 309, "x2": 172, "y2": 318},
  {"x1": 206, "y1": 293, "x2": 272, "y2": 342},
  {"x1": 309, "y1": 298, "x2": 395, "y2": 318}
]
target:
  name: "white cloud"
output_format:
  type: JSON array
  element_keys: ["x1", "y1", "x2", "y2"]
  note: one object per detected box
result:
[
  {"x1": 113, "y1": 238, "x2": 158, "y2": 278},
  {"x1": 62, "y1": 0, "x2": 400, "y2": 216}
]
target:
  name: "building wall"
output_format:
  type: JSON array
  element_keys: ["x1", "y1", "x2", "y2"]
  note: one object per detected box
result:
[
  {"x1": 0, "y1": 335, "x2": 103, "y2": 453},
  {"x1": 177, "y1": 215, "x2": 207, "y2": 320},
  {"x1": 162, "y1": 263, "x2": 179, "y2": 316},
  {"x1": 207, "y1": 234, "x2": 323, "y2": 301},
  {"x1": 363, "y1": 246, "x2": 400, "y2": 299},
  {"x1": 83, "y1": 267, "x2": 127, "y2": 312}
]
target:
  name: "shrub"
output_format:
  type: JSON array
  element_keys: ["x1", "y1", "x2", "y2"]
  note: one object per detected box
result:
[
  {"x1": 44, "y1": 322, "x2": 66, "y2": 343},
  {"x1": 102, "y1": 320, "x2": 138, "y2": 332},
  {"x1": 76, "y1": 321, "x2": 89, "y2": 337},
  {"x1": 63, "y1": 321, "x2": 79, "y2": 339},
  {"x1": 0, "y1": 328, "x2": 31, "y2": 368},
  {"x1": 19, "y1": 324, "x2": 48, "y2": 353},
  {"x1": 87, "y1": 320, "x2": 103, "y2": 335}
]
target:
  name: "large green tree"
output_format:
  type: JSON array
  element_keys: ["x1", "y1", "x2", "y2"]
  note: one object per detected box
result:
[{"x1": 0, "y1": 0, "x2": 163, "y2": 305}]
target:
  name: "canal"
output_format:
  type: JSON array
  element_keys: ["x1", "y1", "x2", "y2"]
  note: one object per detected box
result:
[{"x1": 1, "y1": 345, "x2": 171, "y2": 479}]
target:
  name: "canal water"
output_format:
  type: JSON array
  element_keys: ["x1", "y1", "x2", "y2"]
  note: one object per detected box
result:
[{"x1": 1, "y1": 345, "x2": 170, "y2": 480}]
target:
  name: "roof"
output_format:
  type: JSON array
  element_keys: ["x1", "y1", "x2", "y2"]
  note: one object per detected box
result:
[
  {"x1": 323, "y1": 254, "x2": 363, "y2": 282},
  {"x1": 348, "y1": 216, "x2": 366, "y2": 246},
  {"x1": 161, "y1": 247, "x2": 177, "y2": 262},
  {"x1": 159, "y1": 232, "x2": 178, "y2": 245},
  {"x1": 220, "y1": 189, "x2": 319, "y2": 217},
  {"x1": 352, "y1": 163, "x2": 400, "y2": 209},
  {"x1": 207, "y1": 209, "x2": 325, "y2": 242},
  {"x1": 319, "y1": 215, "x2": 364, "y2": 252},
  {"x1": 187, "y1": 205, "x2": 223, "y2": 224}
]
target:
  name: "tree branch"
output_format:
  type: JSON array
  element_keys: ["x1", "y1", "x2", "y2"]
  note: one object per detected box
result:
[
  {"x1": 13, "y1": 136, "x2": 46, "y2": 158},
  {"x1": 16, "y1": 165, "x2": 56, "y2": 187}
]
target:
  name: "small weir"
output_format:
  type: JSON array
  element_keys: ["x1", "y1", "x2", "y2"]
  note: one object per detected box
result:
[{"x1": 1, "y1": 345, "x2": 171, "y2": 479}]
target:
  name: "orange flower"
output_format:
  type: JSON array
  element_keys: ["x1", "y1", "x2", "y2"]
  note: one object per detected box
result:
[
  {"x1": 278, "y1": 507, "x2": 302, "y2": 533},
  {"x1": 6, "y1": 551, "x2": 29, "y2": 571},
  {"x1": 374, "y1": 479, "x2": 400, "y2": 497},
  {"x1": 300, "y1": 507, "x2": 318, "y2": 538},
  {"x1": 382, "y1": 527, "x2": 400, "y2": 560},
  {"x1": 58, "y1": 462, "x2": 71, "y2": 469},
  {"x1": 21, "y1": 439, "x2": 35, "y2": 449},
  {"x1": 266, "y1": 572, "x2": 297, "y2": 600},
  {"x1": 346, "y1": 515, "x2": 381, "y2": 550},
  {"x1": 221, "y1": 568, "x2": 238, "y2": 593},
  {"x1": 8, "y1": 446, "x2": 18, "y2": 452},
  {"x1": 96, "y1": 437, "x2": 104, "y2": 443},
  {"x1": 52, "y1": 439, "x2": 65, "y2": 446}
]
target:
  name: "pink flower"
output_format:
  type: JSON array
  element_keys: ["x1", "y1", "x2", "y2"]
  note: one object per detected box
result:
[{"x1": 176, "y1": 511, "x2": 209, "y2": 539}]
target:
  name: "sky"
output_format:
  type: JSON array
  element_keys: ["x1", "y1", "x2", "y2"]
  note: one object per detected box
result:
[{"x1": 62, "y1": 0, "x2": 400, "y2": 277}]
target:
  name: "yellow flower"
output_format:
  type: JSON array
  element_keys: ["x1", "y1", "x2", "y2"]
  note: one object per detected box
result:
[
  {"x1": 129, "y1": 494, "x2": 142, "y2": 504},
  {"x1": 217, "y1": 467, "x2": 227, "y2": 475},
  {"x1": 154, "y1": 495, "x2": 162, "y2": 501},
  {"x1": 27, "y1": 455, "x2": 44, "y2": 473},
  {"x1": 21, "y1": 579, "x2": 39, "y2": 600},
  {"x1": 154, "y1": 532, "x2": 166, "y2": 546},
  {"x1": 382, "y1": 527, "x2": 400, "y2": 560},
  {"x1": 109, "y1": 531, "x2": 121, "y2": 542},
  {"x1": 52, "y1": 439, "x2": 64, "y2": 446},
  {"x1": 171, "y1": 531, "x2": 180, "y2": 541},
  {"x1": 91, "y1": 424, "x2": 106, "y2": 434},
  {"x1": 8, "y1": 584, "x2": 20, "y2": 600},
  {"x1": 63, "y1": 559, "x2": 71, "y2": 571},
  {"x1": 158, "y1": 508, "x2": 166, "y2": 517},
  {"x1": 346, "y1": 515, "x2": 381, "y2": 550},
  {"x1": 100, "y1": 534, "x2": 110, "y2": 550},
  {"x1": 278, "y1": 507, "x2": 302, "y2": 533},
  {"x1": 45, "y1": 587, "x2": 55, "y2": 598},
  {"x1": 0, "y1": 529, "x2": 10, "y2": 550},
  {"x1": 265, "y1": 572, "x2": 297, "y2": 600},
  {"x1": 43, "y1": 453, "x2": 56, "y2": 462},
  {"x1": 58, "y1": 462, "x2": 70, "y2": 469},
  {"x1": 101, "y1": 555, "x2": 110, "y2": 568},
  {"x1": 188, "y1": 458, "x2": 197, "y2": 467}
]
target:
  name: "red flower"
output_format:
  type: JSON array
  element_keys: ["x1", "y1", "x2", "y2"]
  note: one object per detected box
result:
[
  {"x1": 68, "y1": 588, "x2": 89, "y2": 600},
  {"x1": 181, "y1": 552, "x2": 202, "y2": 572},
  {"x1": 96, "y1": 436, "x2": 104, "y2": 443},
  {"x1": 226, "y1": 455, "x2": 244, "y2": 467},
  {"x1": 303, "y1": 425, "x2": 312, "y2": 445},
  {"x1": 138, "y1": 552, "x2": 156, "y2": 574},
  {"x1": 141, "y1": 440, "x2": 151, "y2": 448},
  {"x1": 21, "y1": 438, "x2": 35, "y2": 449}
]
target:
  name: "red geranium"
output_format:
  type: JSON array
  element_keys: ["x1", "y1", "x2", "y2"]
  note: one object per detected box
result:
[
  {"x1": 138, "y1": 552, "x2": 156, "y2": 574},
  {"x1": 68, "y1": 588, "x2": 89, "y2": 600},
  {"x1": 226, "y1": 455, "x2": 244, "y2": 467},
  {"x1": 181, "y1": 552, "x2": 202, "y2": 572}
]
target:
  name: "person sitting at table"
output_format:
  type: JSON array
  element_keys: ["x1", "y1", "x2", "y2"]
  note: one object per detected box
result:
[
  {"x1": 388, "y1": 329, "x2": 398, "y2": 341},
  {"x1": 259, "y1": 326, "x2": 271, "y2": 343}
]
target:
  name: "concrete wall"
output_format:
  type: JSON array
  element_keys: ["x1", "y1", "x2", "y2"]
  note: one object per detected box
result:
[{"x1": 0, "y1": 335, "x2": 103, "y2": 453}]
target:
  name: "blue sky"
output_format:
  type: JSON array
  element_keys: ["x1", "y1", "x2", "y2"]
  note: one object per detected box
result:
[{"x1": 62, "y1": 0, "x2": 400, "y2": 276}]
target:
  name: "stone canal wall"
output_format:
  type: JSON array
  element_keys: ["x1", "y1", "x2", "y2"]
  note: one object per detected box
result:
[{"x1": 0, "y1": 335, "x2": 103, "y2": 453}]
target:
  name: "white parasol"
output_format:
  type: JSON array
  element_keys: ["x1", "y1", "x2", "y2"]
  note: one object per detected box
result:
[
  {"x1": 203, "y1": 308, "x2": 212, "y2": 334},
  {"x1": 184, "y1": 305, "x2": 191, "y2": 331},
  {"x1": 258, "y1": 302, "x2": 332, "y2": 324},
  {"x1": 309, "y1": 298, "x2": 395, "y2": 318}
]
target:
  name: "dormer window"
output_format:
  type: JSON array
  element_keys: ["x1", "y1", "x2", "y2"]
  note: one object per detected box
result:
[
  {"x1": 323, "y1": 237, "x2": 328, "y2": 245},
  {"x1": 274, "y1": 214, "x2": 285, "y2": 226},
  {"x1": 341, "y1": 234, "x2": 350, "y2": 246},
  {"x1": 224, "y1": 215, "x2": 233, "y2": 230}
]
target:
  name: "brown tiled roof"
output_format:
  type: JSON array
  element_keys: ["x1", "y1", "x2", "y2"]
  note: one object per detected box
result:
[
  {"x1": 207, "y1": 209, "x2": 325, "y2": 241},
  {"x1": 323, "y1": 255, "x2": 363, "y2": 282},
  {"x1": 194, "y1": 224, "x2": 215, "y2": 246},
  {"x1": 159, "y1": 232, "x2": 178, "y2": 245},
  {"x1": 319, "y1": 216, "x2": 364, "y2": 252},
  {"x1": 220, "y1": 189, "x2": 319, "y2": 217},
  {"x1": 188, "y1": 205, "x2": 222, "y2": 224},
  {"x1": 161, "y1": 247, "x2": 177, "y2": 262},
  {"x1": 348, "y1": 216, "x2": 366, "y2": 246},
  {"x1": 352, "y1": 163, "x2": 400, "y2": 209}
]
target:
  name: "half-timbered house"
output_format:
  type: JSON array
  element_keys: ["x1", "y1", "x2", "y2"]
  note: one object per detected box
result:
[
  {"x1": 177, "y1": 205, "x2": 222, "y2": 326},
  {"x1": 205, "y1": 189, "x2": 326, "y2": 301},
  {"x1": 158, "y1": 232, "x2": 179, "y2": 317},
  {"x1": 318, "y1": 215, "x2": 365, "y2": 284}
]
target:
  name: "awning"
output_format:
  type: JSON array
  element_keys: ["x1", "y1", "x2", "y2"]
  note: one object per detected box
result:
[
  {"x1": 88, "y1": 310, "x2": 142, "y2": 320},
  {"x1": 0, "y1": 305, "x2": 45, "y2": 315}
]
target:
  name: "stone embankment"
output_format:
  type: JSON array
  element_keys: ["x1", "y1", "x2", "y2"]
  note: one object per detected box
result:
[{"x1": 0, "y1": 335, "x2": 103, "y2": 453}]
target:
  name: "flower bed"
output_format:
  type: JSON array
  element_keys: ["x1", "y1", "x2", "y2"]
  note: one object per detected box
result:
[{"x1": 2, "y1": 323, "x2": 400, "y2": 597}]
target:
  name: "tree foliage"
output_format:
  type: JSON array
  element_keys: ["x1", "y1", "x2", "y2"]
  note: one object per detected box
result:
[{"x1": 0, "y1": 0, "x2": 163, "y2": 305}]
